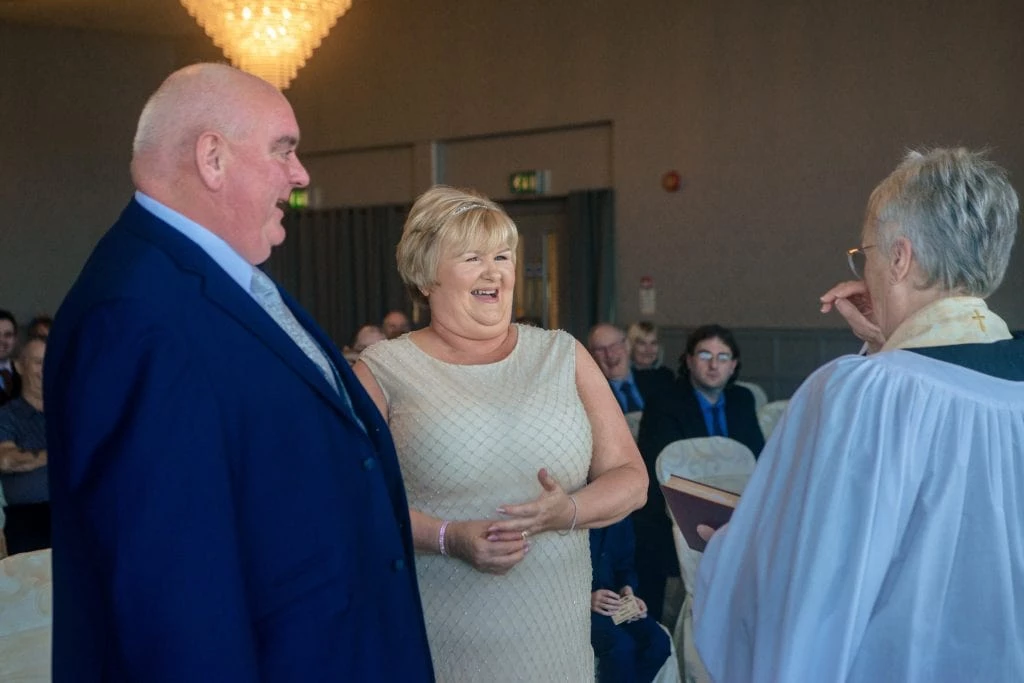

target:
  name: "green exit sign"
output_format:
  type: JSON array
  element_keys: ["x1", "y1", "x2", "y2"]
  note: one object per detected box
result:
[
  {"x1": 288, "y1": 189, "x2": 310, "y2": 209},
  {"x1": 509, "y1": 170, "x2": 551, "y2": 195}
]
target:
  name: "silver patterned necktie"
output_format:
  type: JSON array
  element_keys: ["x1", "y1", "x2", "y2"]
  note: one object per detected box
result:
[{"x1": 250, "y1": 268, "x2": 363, "y2": 430}]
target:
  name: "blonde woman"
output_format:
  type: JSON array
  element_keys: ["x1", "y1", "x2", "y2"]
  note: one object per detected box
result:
[{"x1": 355, "y1": 186, "x2": 647, "y2": 681}]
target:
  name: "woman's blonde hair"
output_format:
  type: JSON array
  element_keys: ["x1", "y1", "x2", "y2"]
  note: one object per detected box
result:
[{"x1": 397, "y1": 186, "x2": 519, "y2": 305}]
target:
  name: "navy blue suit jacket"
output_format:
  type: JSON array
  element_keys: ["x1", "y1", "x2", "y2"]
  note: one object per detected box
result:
[{"x1": 45, "y1": 200, "x2": 434, "y2": 682}]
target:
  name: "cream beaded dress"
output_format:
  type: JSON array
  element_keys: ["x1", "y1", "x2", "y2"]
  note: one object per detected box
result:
[{"x1": 361, "y1": 324, "x2": 594, "y2": 682}]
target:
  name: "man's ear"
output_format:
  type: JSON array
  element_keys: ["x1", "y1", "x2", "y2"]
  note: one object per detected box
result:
[
  {"x1": 889, "y1": 236, "x2": 915, "y2": 284},
  {"x1": 196, "y1": 131, "x2": 227, "y2": 190}
]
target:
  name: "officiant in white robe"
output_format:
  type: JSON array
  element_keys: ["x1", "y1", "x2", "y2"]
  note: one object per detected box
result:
[{"x1": 693, "y1": 147, "x2": 1024, "y2": 682}]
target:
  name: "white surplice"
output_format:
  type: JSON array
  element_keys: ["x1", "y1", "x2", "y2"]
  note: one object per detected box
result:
[{"x1": 694, "y1": 349, "x2": 1024, "y2": 682}]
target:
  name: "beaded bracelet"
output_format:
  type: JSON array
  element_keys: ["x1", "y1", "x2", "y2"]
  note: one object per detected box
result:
[
  {"x1": 438, "y1": 520, "x2": 451, "y2": 556},
  {"x1": 557, "y1": 495, "x2": 578, "y2": 536}
]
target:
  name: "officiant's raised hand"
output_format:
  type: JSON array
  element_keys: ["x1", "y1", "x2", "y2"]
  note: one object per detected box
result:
[{"x1": 819, "y1": 280, "x2": 885, "y2": 352}]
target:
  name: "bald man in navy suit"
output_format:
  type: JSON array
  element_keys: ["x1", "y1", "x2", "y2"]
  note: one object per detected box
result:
[{"x1": 45, "y1": 64, "x2": 433, "y2": 682}]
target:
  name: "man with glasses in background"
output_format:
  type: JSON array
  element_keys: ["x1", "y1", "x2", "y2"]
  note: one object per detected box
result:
[{"x1": 631, "y1": 324, "x2": 764, "y2": 624}]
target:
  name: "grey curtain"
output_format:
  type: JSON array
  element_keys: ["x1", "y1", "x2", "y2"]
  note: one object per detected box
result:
[
  {"x1": 264, "y1": 205, "x2": 410, "y2": 348},
  {"x1": 566, "y1": 189, "x2": 616, "y2": 341}
]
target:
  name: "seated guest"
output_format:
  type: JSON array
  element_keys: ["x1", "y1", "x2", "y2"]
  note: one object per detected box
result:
[
  {"x1": 627, "y1": 321, "x2": 666, "y2": 372},
  {"x1": 0, "y1": 336, "x2": 49, "y2": 554},
  {"x1": 381, "y1": 309, "x2": 411, "y2": 339},
  {"x1": 0, "y1": 311, "x2": 18, "y2": 406},
  {"x1": 697, "y1": 148, "x2": 1024, "y2": 682},
  {"x1": 342, "y1": 324, "x2": 386, "y2": 365},
  {"x1": 632, "y1": 324, "x2": 764, "y2": 623},
  {"x1": 640, "y1": 325, "x2": 764, "y2": 456},
  {"x1": 25, "y1": 316, "x2": 52, "y2": 341},
  {"x1": 588, "y1": 323, "x2": 673, "y2": 413},
  {"x1": 591, "y1": 517, "x2": 672, "y2": 683}
]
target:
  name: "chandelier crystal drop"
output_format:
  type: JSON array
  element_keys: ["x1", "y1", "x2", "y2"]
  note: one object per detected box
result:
[{"x1": 180, "y1": 1, "x2": 352, "y2": 90}]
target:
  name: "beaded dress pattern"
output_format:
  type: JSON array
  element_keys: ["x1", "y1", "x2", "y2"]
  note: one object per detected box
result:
[{"x1": 361, "y1": 325, "x2": 594, "y2": 681}]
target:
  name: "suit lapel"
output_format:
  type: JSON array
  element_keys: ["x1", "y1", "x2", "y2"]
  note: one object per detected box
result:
[
  {"x1": 280, "y1": 286, "x2": 386, "y2": 435},
  {"x1": 120, "y1": 201, "x2": 363, "y2": 428},
  {"x1": 204, "y1": 279, "x2": 360, "y2": 421},
  {"x1": 677, "y1": 381, "x2": 711, "y2": 438}
]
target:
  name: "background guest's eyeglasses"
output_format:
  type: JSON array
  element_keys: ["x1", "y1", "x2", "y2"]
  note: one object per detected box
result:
[
  {"x1": 846, "y1": 244, "x2": 876, "y2": 279},
  {"x1": 695, "y1": 351, "x2": 733, "y2": 363},
  {"x1": 591, "y1": 339, "x2": 626, "y2": 355}
]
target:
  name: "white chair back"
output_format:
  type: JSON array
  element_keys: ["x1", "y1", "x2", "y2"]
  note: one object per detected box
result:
[
  {"x1": 656, "y1": 437, "x2": 755, "y2": 589},
  {"x1": 758, "y1": 399, "x2": 790, "y2": 440},
  {"x1": 655, "y1": 436, "x2": 755, "y2": 491},
  {"x1": 0, "y1": 549, "x2": 52, "y2": 682},
  {"x1": 735, "y1": 380, "x2": 768, "y2": 412},
  {"x1": 624, "y1": 410, "x2": 643, "y2": 442},
  {"x1": 656, "y1": 437, "x2": 756, "y2": 683}
]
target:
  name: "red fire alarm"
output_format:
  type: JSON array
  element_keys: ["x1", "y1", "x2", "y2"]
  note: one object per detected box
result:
[{"x1": 661, "y1": 170, "x2": 682, "y2": 193}]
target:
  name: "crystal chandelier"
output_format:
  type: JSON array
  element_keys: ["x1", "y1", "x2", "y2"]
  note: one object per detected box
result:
[{"x1": 180, "y1": 1, "x2": 353, "y2": 90}]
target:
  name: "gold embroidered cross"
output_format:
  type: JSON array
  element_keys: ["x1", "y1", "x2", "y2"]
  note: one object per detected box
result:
[{"x1": 971, "y1": 310, "x2": 987, "y2": 332}]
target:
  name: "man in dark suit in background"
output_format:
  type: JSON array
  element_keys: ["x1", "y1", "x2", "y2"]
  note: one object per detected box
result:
[
  {"x1": 632, "y1": 324, "x2": 765, "y2": 623},
  {"x1": 640, "y1": 325, "x2": 764, "y2": 458},
  {"x1": 45, "y1": 63, "x2": 433, "y2": 682},
  {"x1": 0, "y1": 310, "x2": 20, "y2": 406}
]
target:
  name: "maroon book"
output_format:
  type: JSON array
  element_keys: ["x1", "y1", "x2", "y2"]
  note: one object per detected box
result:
[{"x1": 660, "y1": 475, "x2": 739, "y2": 552}]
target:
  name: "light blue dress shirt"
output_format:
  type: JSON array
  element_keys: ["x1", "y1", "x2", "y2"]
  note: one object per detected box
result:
[{"x1": 135, "y1": 191, "x2": 257, "y2": 298}]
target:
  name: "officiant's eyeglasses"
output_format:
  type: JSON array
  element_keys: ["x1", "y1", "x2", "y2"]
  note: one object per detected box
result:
[{"x1": 846, "y1": 244, "x2": 876, "y2": 279}]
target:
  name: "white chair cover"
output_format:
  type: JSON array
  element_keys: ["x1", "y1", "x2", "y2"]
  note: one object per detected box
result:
[
  {"x1": 0, "y1": 549, "x2": 52, "y2": 682},
  {"x1": 655, "y1": 437, "x2": 756, "y2": 683},
  {"x1": 624, "y1": 410, "x2": 643, "y2": 442},
  {"x1": 735, "y1": 381, "x2": 768, "y2": 413},
  {"x1": 757, "y1": 399, "x2": 790, "y2": 440},
  {"x1": 652, "y1": 622, "x2": 682, "y2": 683}
]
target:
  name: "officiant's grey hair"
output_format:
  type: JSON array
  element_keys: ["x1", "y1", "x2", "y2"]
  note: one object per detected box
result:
[{"x1": 865, "y1": 148, "x2": 1019, "y2": 298}]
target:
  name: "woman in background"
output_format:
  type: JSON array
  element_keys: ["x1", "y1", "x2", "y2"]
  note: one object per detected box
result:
[
  {"x1": 627, "y1": 321, "x2": 664, "y2": 371},
  {"x1": 356, "y1": 186, "x2": 647, "y2": 681}
]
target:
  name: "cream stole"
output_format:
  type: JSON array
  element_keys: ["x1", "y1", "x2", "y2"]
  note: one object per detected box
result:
[{"x1": 882, "y1": 296, "x2": 1012, "y2": 351}]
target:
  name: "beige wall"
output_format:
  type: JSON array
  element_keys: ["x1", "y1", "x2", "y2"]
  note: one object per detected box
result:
[
  {"x1": 0, "y1": 24, "x2": 173, "y2": 323},
  {"x1": 2, "y1": 0, "x2": 1022, "y2": 331},
  {"x1": 441, "y1": 124, "x2": 612, "y2": 200},
  {"x1": 288, "y1": 0, "x2": 1024, "y2": 328},
  {"x1": 0, "y1": 23, "x2": 222, "y2": 325}
]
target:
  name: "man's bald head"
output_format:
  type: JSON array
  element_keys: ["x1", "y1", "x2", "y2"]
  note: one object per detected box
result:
[
  {"x1": 130, "y1": 63, "x2": 277, "y2": 188},
  {"x1": 127, "y1": 62, "x2": 310, "y2": 265}
]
